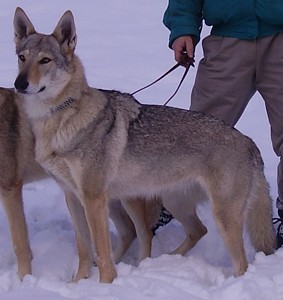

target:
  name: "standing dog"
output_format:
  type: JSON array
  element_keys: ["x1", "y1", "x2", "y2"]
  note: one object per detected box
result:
[
  {"x1": 0, "y1": 87, "x2": 160, "y2": 279},
  {"x1": 0, "y1": 88, "x2": 161, "y2": 279},
  {"x1": 13, "y1": 7, "x2": 276, "y2": 283}
]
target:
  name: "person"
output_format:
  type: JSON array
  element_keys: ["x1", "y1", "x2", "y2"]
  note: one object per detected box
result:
[{"x1": 163, "y1": 0, "x2": 283, "y2": 247}]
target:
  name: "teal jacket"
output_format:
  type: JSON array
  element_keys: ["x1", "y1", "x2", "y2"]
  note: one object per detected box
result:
[{"x1": 163, "y1": 0, "x2": 283, "y2": 47}]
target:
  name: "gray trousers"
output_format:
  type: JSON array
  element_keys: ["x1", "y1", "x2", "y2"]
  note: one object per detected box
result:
[{"x1": 190, "y1": 33, "x2": 283, "y2": 210}]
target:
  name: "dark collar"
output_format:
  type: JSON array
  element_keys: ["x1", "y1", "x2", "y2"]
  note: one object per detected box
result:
[{"x1": 49, "y1": 97, "x2": 77, "y2": 115}]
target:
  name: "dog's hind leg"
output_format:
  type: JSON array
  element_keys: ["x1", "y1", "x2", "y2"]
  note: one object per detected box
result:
[
  {"x1": 0, "y1": 181, "x2": 32, "y2": 279},
  {"x1": 109, "y1": 199, "x2": 136, "y2": 263},
  {"x1": 64, "y1": 191, "x2": 93, "y2": 282},
  {"x1": 170, "y1": 208, "x2": 207, "y2": 255},
  {"x1": 211, "y1": 194, "x2": 248, "y2": 277},
  {"x1": 161, "y1": 186, "x2": 208, "y2": 255},
  {"x1": 162, "y1": 193, "x2": 207, "y2": 255},
  {"x1": 121, "y1": 197, "x2": 154, "y2": 262}
]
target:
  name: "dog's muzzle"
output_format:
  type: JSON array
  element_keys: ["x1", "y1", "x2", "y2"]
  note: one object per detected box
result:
[
  {"x1": 14, "y1": 74, "x2": 46, "y2": 94},
  {"x1": 14, "y1": 74, "x2": 29, "y2": 93}
]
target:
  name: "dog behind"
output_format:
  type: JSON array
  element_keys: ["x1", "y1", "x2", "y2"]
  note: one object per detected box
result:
[
  {"x1": 0, "y1": 88, "x2": 49, "y2": 279},
  {"x1": 13, "y1": 7, "x2": 276, "y2": 284}
]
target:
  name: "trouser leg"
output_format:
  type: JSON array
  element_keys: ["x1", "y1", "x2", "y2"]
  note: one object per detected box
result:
[
  {"x1": 256, "y1": 33, "x2": 283, "y2": 205},
  {"x1": 191, "y1": 34, "x2": 283, "y2": 209},
  {"x1": 190, "y1": 35, "x2": 256, "y2": 126},
  {"x1": 277, "y1": 162, "x2": 283, "y2": 209}
]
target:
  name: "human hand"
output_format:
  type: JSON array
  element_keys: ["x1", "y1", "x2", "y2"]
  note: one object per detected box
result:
[{"x1": 172, "y1": 36, "x2": 194, "y2": 67}]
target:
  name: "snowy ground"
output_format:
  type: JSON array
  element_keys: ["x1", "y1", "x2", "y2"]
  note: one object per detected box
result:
[{"x1": 0, "y1": 1, "x2": 282, "y2": 299}]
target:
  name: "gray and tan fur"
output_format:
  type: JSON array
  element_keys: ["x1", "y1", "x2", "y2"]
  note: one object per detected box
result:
[
  {"x1": 0, "y1": 87, "x2": 160, "y2": 279},
  {"x1": 13, "y1": 7, "x2": 276, "y2": 283}
]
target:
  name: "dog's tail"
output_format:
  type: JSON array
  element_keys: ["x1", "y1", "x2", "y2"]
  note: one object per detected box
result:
[{"x1": 246, "y1": 142, "x2": 276, "y2": 253}]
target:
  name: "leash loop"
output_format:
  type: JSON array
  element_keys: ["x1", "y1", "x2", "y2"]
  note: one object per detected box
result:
[
  {"x1": 163, "y1": 63, "x2": 190, "y2": 106},
  {"x1": 131, "y1": 63, "x2": 180, "y2": 97},
  {"x1": 131, "y1": 54, "x2": 194, "y2": 106}
]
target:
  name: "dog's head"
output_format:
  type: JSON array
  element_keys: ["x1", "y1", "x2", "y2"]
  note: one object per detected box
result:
[{"x1": 13, "y1": 7, "x2": 77, "y2": 99}]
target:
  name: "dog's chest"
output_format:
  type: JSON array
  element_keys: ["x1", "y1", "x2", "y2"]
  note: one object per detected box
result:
[
  {"x1": 34, "y1": 134, "x2": 83, "y2": 196},
  {"x1": 33, "y1": 121, "x2": 69, "y2": 176},
  {"x1": 34, "y1": 133, "x2": 64, "y2": 178}
]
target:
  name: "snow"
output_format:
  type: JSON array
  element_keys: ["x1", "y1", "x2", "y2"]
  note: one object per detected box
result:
[{"x1": 0, "y1": 1, "x2": 282, "y2": 299}]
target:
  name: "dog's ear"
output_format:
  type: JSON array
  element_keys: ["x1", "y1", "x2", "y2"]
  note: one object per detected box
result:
[
  {"x1": 13, "y1": 7, "x2": 36, "y2": 46},
  {"x1": 52, "y1": 10, "x2": 77, "y2": 57}
]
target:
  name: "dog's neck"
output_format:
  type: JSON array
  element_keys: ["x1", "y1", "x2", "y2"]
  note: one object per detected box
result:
[{"x1": 49, "y1": 97, "x2": 77, "y2": 115}]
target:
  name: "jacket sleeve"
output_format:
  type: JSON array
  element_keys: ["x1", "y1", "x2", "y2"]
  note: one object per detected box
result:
[{"x1": 163, "y1": 0, "x2": 203, "y2": 48}]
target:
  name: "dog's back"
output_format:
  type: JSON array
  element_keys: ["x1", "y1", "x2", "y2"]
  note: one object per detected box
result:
[{"x1": 104, "y1": 101, "x2": 263, "y2": 198}]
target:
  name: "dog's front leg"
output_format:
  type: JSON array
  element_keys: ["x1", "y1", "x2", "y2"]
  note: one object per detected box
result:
[
  {"x1": 64, "y1": 191, "x2": 93, "y2": 282},
  {"x1": 1, "y1": 181, "x2": 32, "y2": 279},
  {"x1": 83, "y1": 192, "x2": 117, "y2": 283}
]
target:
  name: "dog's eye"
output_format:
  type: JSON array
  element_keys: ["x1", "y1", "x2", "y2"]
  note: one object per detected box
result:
[
  {"x1": 39, "y1": 57, "x2": 51, "y2": 64},
  {"x1": 18, "y1": 55, "x2": 26, "y2": 62}
]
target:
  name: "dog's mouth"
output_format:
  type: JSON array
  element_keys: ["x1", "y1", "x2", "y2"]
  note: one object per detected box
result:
[
  {"x1": 15, "y1": 86, "x2": 46, "y2": 95},
  {"x1": 38, "y1": 86, "x2": 46, "y2": 93},
  {"x1": 16, "y1": 89, "x2": 27, "y2": 94}
]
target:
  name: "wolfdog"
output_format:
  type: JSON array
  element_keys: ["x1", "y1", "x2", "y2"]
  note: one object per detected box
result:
[
  {"x1": 13, "y1": 7, "x2": 276, "y2": 283},
  {"x1": 0, "y1": 89, "x2": 160, "y2": 278},
  {"x1": 0, "y1": 87, "x2": 159, "y2": 279}
]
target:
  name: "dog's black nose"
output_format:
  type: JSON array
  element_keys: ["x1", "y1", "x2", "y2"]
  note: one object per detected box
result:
[{"x1": 14, "y1": 74, "x2": 29, "y2": 93}]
